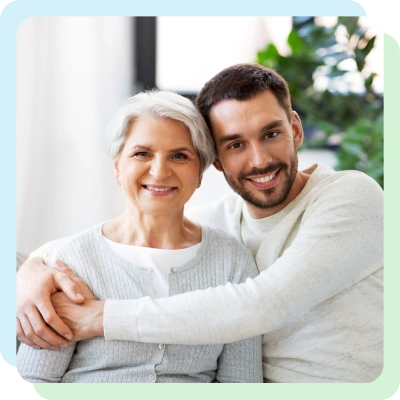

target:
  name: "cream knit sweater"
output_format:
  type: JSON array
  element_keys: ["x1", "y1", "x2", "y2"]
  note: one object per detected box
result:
[{"x1": 104, "y1": 164, "x2": 383, "y2": 383}]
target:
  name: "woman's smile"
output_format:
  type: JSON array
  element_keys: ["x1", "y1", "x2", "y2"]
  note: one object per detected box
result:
[{"x1": 142, "y1": 184, "x2": 178, "y2": 196}]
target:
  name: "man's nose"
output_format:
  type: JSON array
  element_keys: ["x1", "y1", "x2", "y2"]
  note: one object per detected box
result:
[{"x1": 249, "y1": 144, "x2": 272, "y2": 168}]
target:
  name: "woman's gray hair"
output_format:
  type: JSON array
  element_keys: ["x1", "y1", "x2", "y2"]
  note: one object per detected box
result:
[{"x1": 105, "y1": 90, "x2": 215, "y2": 173}]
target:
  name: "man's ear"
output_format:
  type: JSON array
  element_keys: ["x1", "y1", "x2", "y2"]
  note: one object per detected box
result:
[
  {"x1": 213, "y1": 155, "x2": 223, "y2": 172},
  {"x1": 291, "y1": 111, "x2": 304, "y2": 150}
]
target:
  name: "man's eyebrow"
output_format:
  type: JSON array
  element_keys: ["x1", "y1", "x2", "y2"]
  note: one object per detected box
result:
[
  {"x1": 260, "y1": 120, "x2": 285, "y2": 133},
  {"x1": 217, "y1": 120, "x2": 286, "y2": 145},
  {"x1": 217, "y1": 134, "x2": 242, "y2": 145}
]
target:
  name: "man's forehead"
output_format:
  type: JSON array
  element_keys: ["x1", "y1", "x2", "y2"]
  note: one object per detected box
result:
[
  {"x1": 210, "y1": 91, "x2": 284, "y2": 118},
  {"x1": 209, "y1": 92, "x2": 288, "y2": 132}
]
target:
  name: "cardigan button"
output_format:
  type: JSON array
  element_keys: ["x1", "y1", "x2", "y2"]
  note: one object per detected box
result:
[
  {"x1": 171, "y1": 268, "x2": 177, "y2": 273},
  {"x1": 159, "y1": 343, "x2": 165, "y2": 349}
]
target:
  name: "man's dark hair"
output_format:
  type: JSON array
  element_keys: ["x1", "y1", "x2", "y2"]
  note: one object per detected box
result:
[{"x1": 195, "y1": 63, "x2": 292, "y2": 127}]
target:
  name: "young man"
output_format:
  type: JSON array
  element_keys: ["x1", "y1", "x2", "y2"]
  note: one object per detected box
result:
[{"x1": 17, "y1": 64, "x2": 383, "y2": 383}]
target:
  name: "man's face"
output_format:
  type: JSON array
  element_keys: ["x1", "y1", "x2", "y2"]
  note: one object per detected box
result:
[{"x1": 209, "y1": 90, "x2": 304, "y2": 218}]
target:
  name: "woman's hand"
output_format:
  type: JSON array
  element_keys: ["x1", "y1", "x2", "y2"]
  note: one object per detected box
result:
[{"x1": 16, "y1": 257, "x2": 86, "y2": 349}]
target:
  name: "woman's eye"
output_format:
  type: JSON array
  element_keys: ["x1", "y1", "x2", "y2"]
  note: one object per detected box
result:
[
  {"x1": 172, "y1": 153, "x2": 188, "y2": 160},
  {"x1": 228, "y1": 143, "x2": 242, "y2": 149},
  {"x1": 133, "y1": 152, "x2": 149, "y2": 158}
]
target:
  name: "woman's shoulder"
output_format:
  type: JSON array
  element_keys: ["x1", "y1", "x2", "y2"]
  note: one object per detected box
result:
[
  {"x1": 199, "y1": 224, "x2": 258, "y2": 279},
  {"x1": 200, "y1": 224, "x2": 243, "y2": 247},
  {"x1": 199, "y1": 226, "x2": 252, "y2": 262},
  {"x1": 47, "y1": 224, "x2": 101, "y2": 250},
  {"x1": 30, "y1": 224, "x2": 104, "y2": 268}
]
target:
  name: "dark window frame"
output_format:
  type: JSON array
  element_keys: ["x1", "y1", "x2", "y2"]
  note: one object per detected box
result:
[{"x1": 134, "y1": 17, "x2": 198, "y2": 100}]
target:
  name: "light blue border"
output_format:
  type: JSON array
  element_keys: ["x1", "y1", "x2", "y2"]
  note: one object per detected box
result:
[{"x1": 0, "y1": 0, "x2": 373, "y2": 370}]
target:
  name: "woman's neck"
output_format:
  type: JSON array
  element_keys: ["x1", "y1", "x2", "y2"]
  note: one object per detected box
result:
[{"x1": 103, "y1": 206, "x2": 201, "y2": 249}]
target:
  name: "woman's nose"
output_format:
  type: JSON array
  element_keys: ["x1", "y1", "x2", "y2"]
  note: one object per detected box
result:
[{"x1": 149, "y1": 158, "x2": 171, "y2": 180}]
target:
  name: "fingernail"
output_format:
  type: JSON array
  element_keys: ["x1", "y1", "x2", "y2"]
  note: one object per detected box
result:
[
  {"x1": 65, "y1": 334, "x2": 73, "y2": 340},
  {"x1": 76, "y1": 293, "x2": 84, "y2": 300},
  {"x1": 60, "y1": 343, "x2": 69, "y2": 348}
]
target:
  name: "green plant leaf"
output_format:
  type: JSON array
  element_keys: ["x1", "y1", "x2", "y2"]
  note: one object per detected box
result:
[
  {"x1": 287, "y1": 29, "x2": 304, "y2": 54},
  {"x1": 360, "y1": 36, "x2": 376, "y2": 57},
  {"x1": 338, "y1": 17, "x2": 359, "y2": 38}
]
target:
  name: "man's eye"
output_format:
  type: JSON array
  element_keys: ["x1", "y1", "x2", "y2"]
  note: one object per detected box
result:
[
  {"x1": 172, "y1": 153, "x2": 188, "y2": 160},
  {"x1": 228, "y1": 143, "x2": 242, "y2": 149},
  {"x1": 265, "y1": 132, "x2": 278, "y2": 139}
]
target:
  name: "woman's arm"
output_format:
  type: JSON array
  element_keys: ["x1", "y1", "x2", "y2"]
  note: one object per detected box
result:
[
  {"x1": 17, "y1": 257, "x2": 89, "y2": 349},
  {"x1": 17, "y1": 341, "x2": 76, "y2": 383},
  {"x1": 216, "y1": 336, "x2": 263, "y2": 383}
]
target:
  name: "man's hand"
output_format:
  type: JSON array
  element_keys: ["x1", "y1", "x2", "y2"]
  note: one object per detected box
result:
[
  {"x1": 51, "y1": 292, "x2": 105, "y2": 341},
  {"x1": 16, "y1": 257, "x2": 86, "y2": 349}
]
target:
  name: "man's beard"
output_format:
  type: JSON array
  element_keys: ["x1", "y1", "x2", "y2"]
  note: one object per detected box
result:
[{"x1": 222, "y1": 153, "x2": 298, "y2": 211}]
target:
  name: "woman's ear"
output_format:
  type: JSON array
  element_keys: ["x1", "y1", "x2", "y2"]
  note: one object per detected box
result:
[
  {"x1": 197, "y1": 174, "x2": 203, "y2": 188},
  {"x1": 113, "y1": 159, "x2": 120, "y2": 183}
]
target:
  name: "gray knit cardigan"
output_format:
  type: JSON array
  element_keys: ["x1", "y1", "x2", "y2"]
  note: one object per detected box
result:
[{"x1": 17, "y1": 223, "x2": 263, "y2": 383}]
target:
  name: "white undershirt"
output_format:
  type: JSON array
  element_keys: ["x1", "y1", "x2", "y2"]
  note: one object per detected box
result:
[{"x1": 102, "y1": 235, "x2": 201, "y2": 298}]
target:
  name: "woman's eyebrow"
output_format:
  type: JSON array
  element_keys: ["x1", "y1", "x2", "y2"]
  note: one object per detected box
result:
[
  {"x1": 169, "y1": 147, "x2": 195, "y2": 154},
  {"x1": 128, "y1": 145, "x2": 195, "y2": 154}
]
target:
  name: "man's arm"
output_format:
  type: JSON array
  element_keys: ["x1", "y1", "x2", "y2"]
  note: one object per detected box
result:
[
  {"x1": 17, "y1": 258, "x2": 87, "y2": 348},
  {"x1": 102, "y1": 173, "x2": 383, "y2": 344},
  {"x1": 18, "y1": 173, "x2": 383, "y2": 346}
]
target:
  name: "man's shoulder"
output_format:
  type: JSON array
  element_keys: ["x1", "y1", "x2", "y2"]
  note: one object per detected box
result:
[
  {"x1": 186, "y1": 193, "x2": 243, "y2": 237},
  {"x1": 305, "y1": 164, "x2": 382, "y2": 201},
  {"x1": 301, "y1": 165, "x2": 383, "y2": 222}
]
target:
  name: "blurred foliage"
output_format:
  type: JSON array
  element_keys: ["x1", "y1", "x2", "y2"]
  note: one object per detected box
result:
[{"x1": 257, "y1": 17, "x2": 383, "y2": 187}]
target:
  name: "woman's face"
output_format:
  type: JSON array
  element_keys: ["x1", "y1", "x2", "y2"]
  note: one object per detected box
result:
[{"x1": 114, "y1": 116, "x2": 202, "y2": 216}]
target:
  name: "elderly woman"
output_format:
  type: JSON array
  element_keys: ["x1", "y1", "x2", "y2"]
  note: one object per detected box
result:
[{"x1": 17, "y1": 90, "x2": 262, "y2": 383}]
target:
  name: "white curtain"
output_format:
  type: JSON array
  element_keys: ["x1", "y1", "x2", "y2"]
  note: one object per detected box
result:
[{"x1": 17, "y1": 17, "x2": 134, "y2": 255}]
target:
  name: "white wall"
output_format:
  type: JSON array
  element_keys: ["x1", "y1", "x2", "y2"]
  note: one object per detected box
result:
[{"x1": 17, "y1": 17, "x2": 134, "y2": 254}]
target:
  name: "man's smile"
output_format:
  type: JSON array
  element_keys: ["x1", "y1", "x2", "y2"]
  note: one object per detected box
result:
[{"x1": 245, "y1": 169, "x2": 281, "y2": 189}]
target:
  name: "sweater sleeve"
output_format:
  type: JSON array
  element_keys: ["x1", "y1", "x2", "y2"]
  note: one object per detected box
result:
[
  {"x1": 104, "y1": 173, "x2": 383, "y2": 344},
  {"x1": 17, "y1": 342, "x2": 77, "y2": 383}
]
